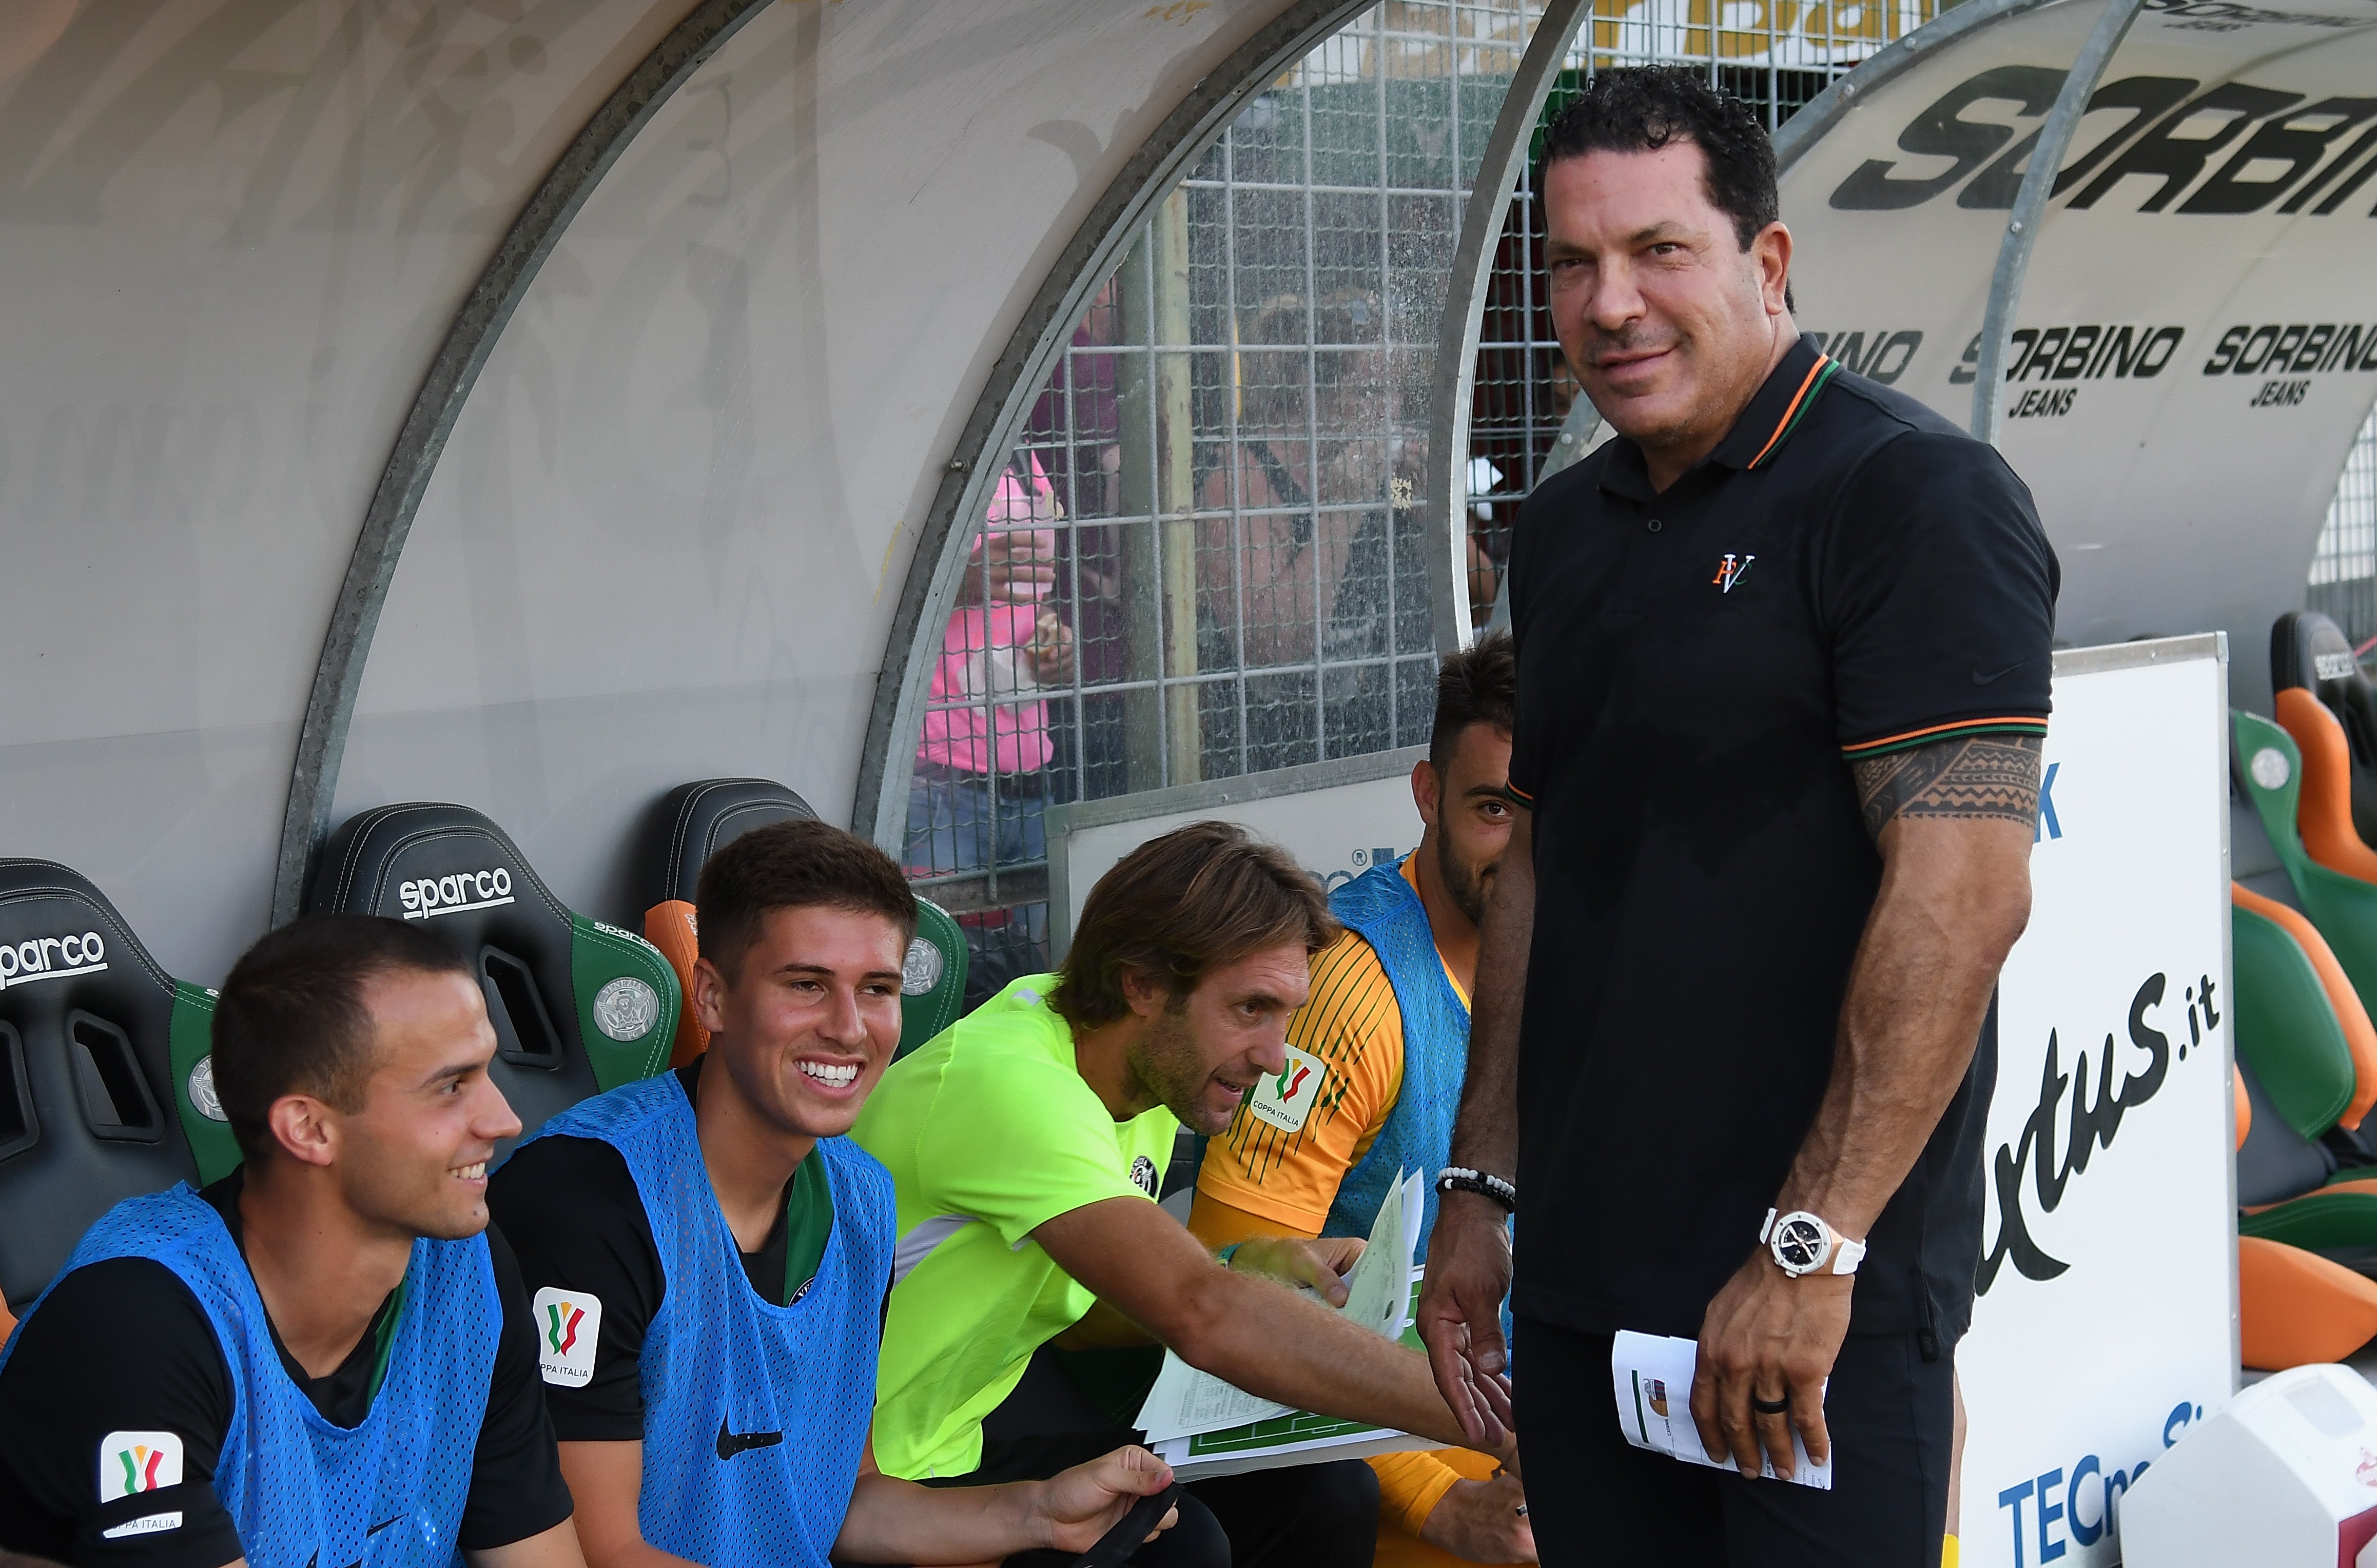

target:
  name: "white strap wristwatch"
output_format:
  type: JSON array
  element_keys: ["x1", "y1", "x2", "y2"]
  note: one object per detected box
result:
[{"x1": 1761, "y1": 1208, "x2": 1866, "y2": 1278}]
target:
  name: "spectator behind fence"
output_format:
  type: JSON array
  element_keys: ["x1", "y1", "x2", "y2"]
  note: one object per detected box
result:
[
  {"x1": 1190, "y1": 634, "x2": 1532, "y2": 1568},
  {"x1": 492, "y1": 819, "x2": 1174, "y2": 1568},
  {"x1": 854, "y1": 821, "x2": 1517, "y2": 1568},
  {"x1": 908, "y1": 452, "x2": 1076, "y2": 1005},
  {"x1": 0, "y1": 917, "x2": 586, "y2": 1568},
  {"x1": 1204, "y1": 289, "x2": 1430, "y2": 763}
]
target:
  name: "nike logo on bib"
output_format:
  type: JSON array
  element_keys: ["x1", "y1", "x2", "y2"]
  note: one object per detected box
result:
[
  {"x1": 715, "y1": 1418, "x2": 784, "y2": 1460},
  {"x1": 366, "y1": 1518, "x2": 401, "y2": 1538}
]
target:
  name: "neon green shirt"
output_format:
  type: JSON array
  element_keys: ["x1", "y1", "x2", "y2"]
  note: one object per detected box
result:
[{"x1": 852, "y1": 974, "x2": 1178, "y2": 1478}]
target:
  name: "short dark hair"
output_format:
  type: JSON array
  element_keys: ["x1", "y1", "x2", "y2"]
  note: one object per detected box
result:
[
  {"x1": 1430, "y1": 632, "x2": 1516, "y2": 776},
  {"x1": 1542, "y1": 67, "x2": 1779, "y2": 252},
  {"x1": 696, "y1": 818, "x2": 919, "y2": 981},
  {"x1": 1051, "y1": 821, "x2": 1338, "y2": 1031},
  {"x1": 212, "y1": 916, "x2": 473, "y2": 1162}
]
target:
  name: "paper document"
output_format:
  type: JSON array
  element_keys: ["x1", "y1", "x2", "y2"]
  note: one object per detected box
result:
[
  {"x1": 1149, "y1": 1267, "x2": 1445, "y2": 1479},
  {"x1": 1136, "y1": 1169, "x2": 1427, "y2": 1444},
  {"x1": 1610, "y1": 1331, "x2": 1832, "y2": 1490}
]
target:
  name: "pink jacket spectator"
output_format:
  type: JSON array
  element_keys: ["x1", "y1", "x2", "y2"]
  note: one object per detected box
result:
[{"x1": 915, "y1": 456, "x2": 1061, "y2": 778}]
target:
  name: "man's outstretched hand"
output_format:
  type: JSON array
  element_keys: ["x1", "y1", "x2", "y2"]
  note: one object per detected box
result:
[
  {"x1": 1688, "y1": 1257, "x2": 1851, "y2": 1481},
  {"x1": 1415, "y1": 1189, "x2": 1517, "y2": 1452}
]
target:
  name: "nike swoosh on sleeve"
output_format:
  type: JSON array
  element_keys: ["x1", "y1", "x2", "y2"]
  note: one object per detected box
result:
[{"x1": 1972, "y1": 662, "x2": 2030, "y2": 685}]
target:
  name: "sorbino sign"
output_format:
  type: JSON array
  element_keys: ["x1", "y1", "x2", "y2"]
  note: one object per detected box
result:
[
  {"x1": 1958, "y1": 636, "x2": 2234, "y2": 1568},
  {"x1": 1777, "y1": 0, "x2": 2377, "y2": 700}
]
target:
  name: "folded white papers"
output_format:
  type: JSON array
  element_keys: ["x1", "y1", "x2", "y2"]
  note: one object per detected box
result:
[
  {"x1": 1610, "y1": 1330, "x2": 1833, "y2": 1490},
  {"x1": 1135, "y1": 1168, "x2": 1427, "y2": 1444}
]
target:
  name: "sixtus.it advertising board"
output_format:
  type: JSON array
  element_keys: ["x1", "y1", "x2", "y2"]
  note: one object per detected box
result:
[
  {"x1": 1956, "y1": 637, "x2": 2234, "y2": 1568},
  {"x1": 1777, "y1": 0, "x2": 2377, "y2": 702}
]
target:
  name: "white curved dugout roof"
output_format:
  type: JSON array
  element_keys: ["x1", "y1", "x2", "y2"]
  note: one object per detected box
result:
[
  {"x1": 3, "y1": 0, "x2": 2371, "y2": 982},
  {"x1": 0, "y1": 0, "x2": 1334, "y2": 979},
  {"x1": 1780, "y1": 0, "x2": 2377, "y2": 706}
]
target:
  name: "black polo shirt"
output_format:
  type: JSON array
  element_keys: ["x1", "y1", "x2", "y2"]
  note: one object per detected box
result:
[{"x1": 1505, "y1": 331, "x2": 2057, "y2": 1348}]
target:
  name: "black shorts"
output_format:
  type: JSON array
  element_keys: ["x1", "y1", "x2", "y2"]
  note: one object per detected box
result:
[{"x1": 1516, "y1": 1316, "x2": 1953, "y2": 1567}]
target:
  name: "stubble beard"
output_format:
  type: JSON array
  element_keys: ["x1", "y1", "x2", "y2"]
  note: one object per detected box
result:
[
  {"x1": 1435, "y1": 825, "x2": 1492, "y2": 929},
  {"x1": 1131, "y1": 1004, "x2": 1226, "y2": 1133}
]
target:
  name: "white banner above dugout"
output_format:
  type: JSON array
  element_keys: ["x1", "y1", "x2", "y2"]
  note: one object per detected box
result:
[{"x1": 1775, "y1": 0, "x2": 2377, "y2": 713}]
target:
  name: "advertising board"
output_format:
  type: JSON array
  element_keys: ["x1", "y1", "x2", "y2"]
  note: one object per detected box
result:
[
  {"x1": 1045, "y1": 747, "x2": 1427, "y2": 957},
  {"x1": 1959, "y1": 635, "x2": 2235, "y2": 1567}
]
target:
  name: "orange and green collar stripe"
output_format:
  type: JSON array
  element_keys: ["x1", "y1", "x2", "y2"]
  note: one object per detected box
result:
[
  {"x1": 1841, "y1": 716, "x2": 2049, "y2": 759},
  {"x1": 1746, "y1": 354, "x2": 1840, "y2": 470}
]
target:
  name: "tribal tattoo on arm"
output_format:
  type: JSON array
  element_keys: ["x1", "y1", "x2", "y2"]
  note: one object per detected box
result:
[{"x1": 1851, "y1": 733, "x2": 2043, "y2": 841}]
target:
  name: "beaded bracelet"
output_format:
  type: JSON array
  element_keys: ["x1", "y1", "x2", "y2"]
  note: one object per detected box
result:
[{"x1": 1435, "y1": 1166, "x2": 1517, "y2": 1212}]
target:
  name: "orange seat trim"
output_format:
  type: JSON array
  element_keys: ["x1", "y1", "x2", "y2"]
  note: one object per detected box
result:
[
  {"x1": 643, "y1": 899, "x2": 708, "y2": 1068},
  {"x1": 2276, "y1": 687, "x2": 2377, "y2": 883},
  {"x1": 2240, "y1": 1234, "x2": 2377, "y2": 1369},
  {"x1": 2234, "y1": 881, "x2": 2377, "y2": 1129}
]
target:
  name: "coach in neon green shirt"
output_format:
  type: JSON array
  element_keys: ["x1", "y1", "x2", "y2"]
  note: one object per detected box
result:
[
  {"x1": 860, "y1": 973, "x2": 1179, "y2": 1477},
  {"x1": 854, "y1": 822, "x2": 1514, "y2": 1568}
]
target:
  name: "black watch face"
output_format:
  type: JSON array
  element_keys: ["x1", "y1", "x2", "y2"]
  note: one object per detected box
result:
[{"x1": 1775, "y1": 1217, "x2": 1827, "y2": 1270}]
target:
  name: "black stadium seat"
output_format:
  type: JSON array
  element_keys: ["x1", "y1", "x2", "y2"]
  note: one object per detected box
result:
[
  {"x1": 636, "y1": 779, "x2": 967, "y2": 1064},
  {"x1": 638, "y1": 777, "x2": 821, "y2": 907},
  {"x1": 0, "y1": 859, "x2": 239, "y2": 1309},
  {"x1": 2274, "y1": 611, "x2": 2377, "y2": 849},
  {"x1": 306, "y1": 804, "x2": 678, "y2": 1152}
]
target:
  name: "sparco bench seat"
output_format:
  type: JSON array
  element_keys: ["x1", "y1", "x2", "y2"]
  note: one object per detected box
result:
[
  {"x1": 306, "y1": 803, "x2": 677, "y2": 1152},
  {"x1": 0, "y1": 858, "x2": 238, "y2": 1315}
]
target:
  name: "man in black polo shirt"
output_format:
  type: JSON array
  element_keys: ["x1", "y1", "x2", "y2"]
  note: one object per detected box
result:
[{"x1": 1417, "y1": 67, "x2": 2056, "y2": 1566}]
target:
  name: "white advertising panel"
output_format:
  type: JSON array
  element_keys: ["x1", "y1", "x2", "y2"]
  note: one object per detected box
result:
[
  {"x1": 1046, "y1": 748, "x2": 1428, "y2": 956},
  {"x1": 1960, "y1": 635, "x2": 2235, "y2": 1567},
  {"x1": 1778, "y1": 0, "x2": 2377, "y2": 703}
]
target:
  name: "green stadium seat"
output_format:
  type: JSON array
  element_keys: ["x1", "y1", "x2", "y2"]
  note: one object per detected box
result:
[
  {"x1": 2232, "y1": 883, "x2": 2377, "y2": 1269},
  {"x1": 2232, "y1": 709, "x2": 2377, "y2": 1012}
]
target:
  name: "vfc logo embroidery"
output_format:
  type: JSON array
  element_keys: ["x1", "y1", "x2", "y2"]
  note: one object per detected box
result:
[{"x1": 1712, "y1": 553, "x2": 1755, "y2": 593}]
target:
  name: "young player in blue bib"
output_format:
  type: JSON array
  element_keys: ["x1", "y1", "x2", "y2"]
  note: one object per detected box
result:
[
  {"x1": 0, "y1": 917, "x2": 586, "y2": 1568},
  {"x1": 491, "y1": 820, "x2": 1176, "y2": 1568}
]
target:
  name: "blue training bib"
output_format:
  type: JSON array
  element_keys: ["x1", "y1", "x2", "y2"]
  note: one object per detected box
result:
[
  {"x1": 527, "y1": 1074, "x2": 894, "y2": 1568},
  {"x1": 4, "y1": 1186, "x2": 497, "y2": 1568},
  {"x1": 1326, "y1": 859, "x2": 1473, "y2": 1262}
]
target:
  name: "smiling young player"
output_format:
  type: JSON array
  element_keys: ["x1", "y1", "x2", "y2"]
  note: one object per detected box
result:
[
  {"x1": 0, "y1": 917, "x2": 584, "y2": 1568},
  {"x1": 489, "y1": 820, "x2": 1176, "y2": 1568}
]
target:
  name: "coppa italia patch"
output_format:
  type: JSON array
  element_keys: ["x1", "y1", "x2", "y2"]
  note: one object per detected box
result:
[
  {"x1": 1246, "y1": 1045, "x2": 1327, "y2": 1135},
  {"x1": 99, "y1": 1430, "x2": 182, "y2": 1502},
  {"x1": 533, "y1": 1288, "x2": 601, "y2": 1388}
]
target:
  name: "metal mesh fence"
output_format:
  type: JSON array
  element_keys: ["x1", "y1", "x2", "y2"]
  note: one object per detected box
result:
[
  {"x1": 2309, "y1": 408, "x2": 2377, "y2": 651},
  {"x1": 901, "y1": 0, "x2": 2371, "y2": 1002},
  {"x1": 903, "y1": 1, "x2": 1541, "y2": 1004}
]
